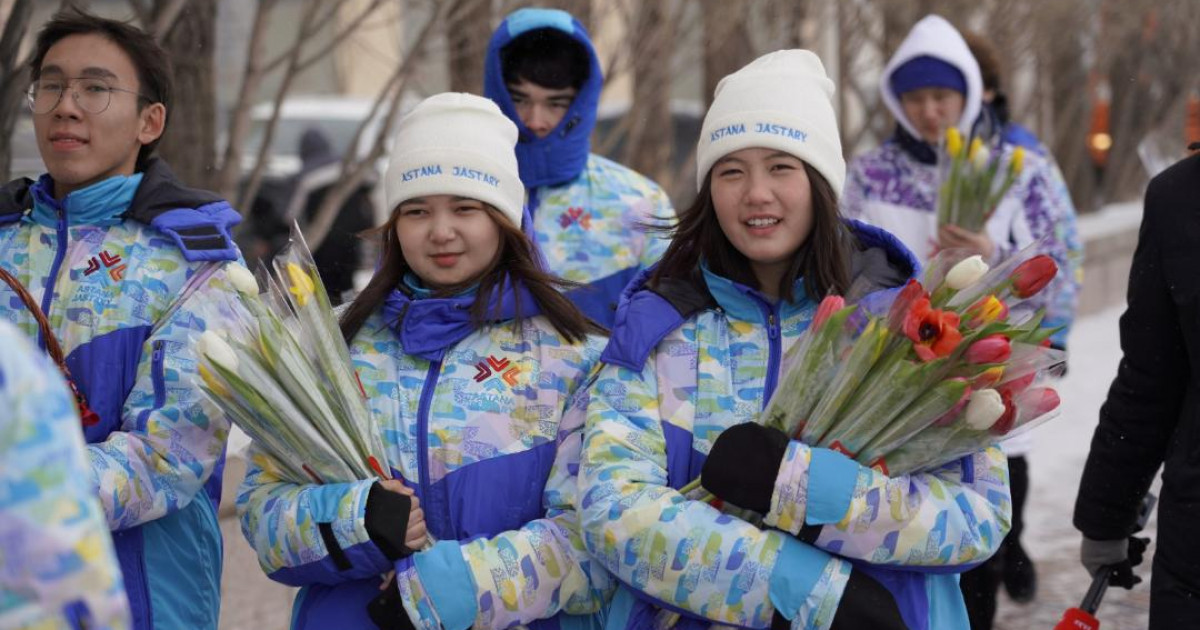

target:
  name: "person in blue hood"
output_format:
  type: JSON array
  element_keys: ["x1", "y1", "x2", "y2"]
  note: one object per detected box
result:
[
  {"x1": 484, "y1": 7, "x2": 676, "y2": 329},
  {"x1": 580, "y1": 50, "x2": 1011, "y2": 630},
  {"x1": 0, "y1": 9, "x2": 244, "y2": 630},
  {"x1": 237, "y1": 93, "x2": 615, "y2": 630}
]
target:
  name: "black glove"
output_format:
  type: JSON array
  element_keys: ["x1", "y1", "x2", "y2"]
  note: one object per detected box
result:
[
  {"x1": 1081, "y1": 536, "x2": 1150, "y2": 589},
  {"x1": 364, "y1": 483, "x2": 415, "y2": 561},
  {"x1": 701, "y1": 423, "x2": 789, "y2": 514},
  {"x1": 771, "y1": 569, "x2": 906, "y2": 630},
  {"x1": 367, "y1": 577, "x2": 416, "y2": 630}
]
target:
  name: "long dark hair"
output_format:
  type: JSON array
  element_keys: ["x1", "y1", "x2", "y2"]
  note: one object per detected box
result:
[
  {"x1": 339, "y1": 204, "x2": 602, "y2": 344},
  {"x1": 652, "y1": 162, "x2": 852, "y2": 302}
]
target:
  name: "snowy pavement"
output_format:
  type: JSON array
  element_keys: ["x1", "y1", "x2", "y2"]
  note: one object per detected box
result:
[{"x1": 995, "y1": 303, "x2": 1157, "y2": 630}]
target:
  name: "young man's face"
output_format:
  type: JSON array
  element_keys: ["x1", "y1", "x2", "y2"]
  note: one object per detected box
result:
[
  {"x1": 31, "y1": 33, "x2": 165, "y2": 198},
  {"x1": 898, "y1": 87, "x2": 966, "y2": 144},
  {"x1": 507, "y1": 78, "x2": 576, "y2": 139}
]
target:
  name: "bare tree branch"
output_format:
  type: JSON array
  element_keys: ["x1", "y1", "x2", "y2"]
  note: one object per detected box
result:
[
  {"x1": 215, "y1": 0, "x2": 278, "y2": 201},
  {"x1": 0, "y1": 0, "x2": 33, "y2": 181},
  {"x1": 303, "y1": 0, "x2": 446, "y2": 251},
  {"x1": 259, "y1": 0, "x2": 388, "y2": 76},
  {"x1": 150, "y1": 0, "x2": 193, "y2": 42},
  {"x1": 235, "y1": 0, "x2": 322, "y2": 213}
]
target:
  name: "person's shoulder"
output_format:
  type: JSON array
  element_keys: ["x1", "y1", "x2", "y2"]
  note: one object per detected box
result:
[
  {"x1": 127, "y1": 159, "x2": 242, "y2": 263},
  {"x1": 584, "y1": 153, "x2": 669, "y2": 198}
]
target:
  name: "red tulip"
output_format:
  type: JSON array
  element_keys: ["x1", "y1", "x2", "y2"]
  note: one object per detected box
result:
[
  {"x1": 966, "y1": 334, "x2": 1012, "y2": 364},
  {"x1": 812, "y1": 295, "x2": 846, "y2": 330},
  {"x1": 1020, "y1": 387, "x2": 1061, "y2": 417},
  {"x1": 1011, "y1": 255, "x2": 1058, "y2": 298},
  {"x1": 903, "y1": 296, "x2": 963, "y2": 361}
]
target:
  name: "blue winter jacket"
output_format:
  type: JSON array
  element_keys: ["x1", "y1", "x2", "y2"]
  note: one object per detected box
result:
[
  {"x1": 237, "y1": 277, "x2": 614, "y2": 629},
  {"x1": 0, "y1": 158, "x2": 243, "y2": 630},
  {"x1": 484, "y1": 8, "x2": 676, "y2": 328},
  {"x1": 581, "y1": 221, "x2": 1012, "y2": 630}
]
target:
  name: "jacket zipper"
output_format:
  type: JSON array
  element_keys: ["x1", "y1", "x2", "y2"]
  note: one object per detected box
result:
[
  {"x1": 415, "y1": 359, "x2": 441, "y2": 521},
  {"x1": 37, "y1": 205, "x2": 69, "y2": 350},
  {"x1": 762, "y1": 307, "x2": 782, "y2": 408}
]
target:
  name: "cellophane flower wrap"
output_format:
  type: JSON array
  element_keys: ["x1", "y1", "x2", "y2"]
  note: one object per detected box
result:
[
  {"x1": 656, "y1": 243, "x2": 1065, "y2": 629},
  {"x1": 937, "y1": 126, "x2": 1027, "y2": 232},
  {"x1": 195, "y1": 223, "x2": 392, "y2": 485}
]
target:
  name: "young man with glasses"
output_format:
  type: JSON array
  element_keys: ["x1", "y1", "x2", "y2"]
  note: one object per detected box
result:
[{"x1": 0, "y1": 10, "x2": 243, "y2": 630}]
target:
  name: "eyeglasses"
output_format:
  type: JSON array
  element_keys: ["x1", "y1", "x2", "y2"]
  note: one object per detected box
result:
[{"x1": 26, "y1": 77, "x2": 152, "y2": 115}]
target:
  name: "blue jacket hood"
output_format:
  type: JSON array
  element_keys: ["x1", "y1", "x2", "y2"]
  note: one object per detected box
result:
[
  {"x1": 601, "y1": 219, "x2": 919, "y2": 371},
  {"x1": 484, "y1": 8, "x2": 603, "y2": 189}
]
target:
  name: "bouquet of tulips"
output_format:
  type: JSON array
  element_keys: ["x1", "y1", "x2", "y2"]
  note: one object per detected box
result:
[
  {"x1": 657, "y1": 246, "x2": 1064, "y2": 629},
  {"x1": 675, "y1": 242, "x2": 1064, "y2": 498},
  {"x1": 195, "y1": 223, "x2": 392, "y2": 485},
  {"x1": 937, "y1": 126, "x2": 1027, "y2": 233}
]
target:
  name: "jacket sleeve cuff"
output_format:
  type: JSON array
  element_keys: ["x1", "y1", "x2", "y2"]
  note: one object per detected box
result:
[
  {"x1": 765, "y1": 443, "x2": 861, "y2": 534},
  {"x1": 769, "y1": 535, "x2": 852, "y2": 629},
  {"x1": 394, "y1": 541, "x2": 478, "y2": 630}
]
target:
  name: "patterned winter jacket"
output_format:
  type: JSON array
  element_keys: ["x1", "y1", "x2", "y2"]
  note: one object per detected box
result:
[
  {"x1": 580, "y1": 221, "x2": 1012, "y2": 630},
  {"x1": 237, "y1": 278, "x2": 614, "y2": 630},
  {"x1": 0, "y1": 321, "x2": 130, "y2": 630},
  {"x1": 0, "y1": 159, "x2": 243, "y2": 630},
  {"x1": 484, "y1": 8, "x2": 675, "y2": 328}
]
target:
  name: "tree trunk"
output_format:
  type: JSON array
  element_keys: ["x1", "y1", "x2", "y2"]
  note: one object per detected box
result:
[
  {"x1": 1040, "y1": 0, "x2": 1098, "y2": 211},
  {"x1": 0, "y1": 0, "x2": 32, "y2": 182},
  {"x1": 446, "y1": 0, "x2": 490, "y2": 93},
  {"x1": 624, "y1": 0, "x2": 674, "y2": 187},
  {"x1": 154, "y1": 0, "x2": 217, "y2": 188},
  {"x1": 701, "y1": 0, "x2": 750, "y2": 107}
]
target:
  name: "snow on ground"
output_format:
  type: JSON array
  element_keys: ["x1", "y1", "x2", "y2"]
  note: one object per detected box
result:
[{"x1": 995, "y1": 303, "x2": 1158, "y2": 629}]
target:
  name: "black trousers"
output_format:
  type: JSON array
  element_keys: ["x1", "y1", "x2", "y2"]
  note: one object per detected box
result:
[{"x1": 960, "y1": 455, "x2": 1029, "y2": 630}]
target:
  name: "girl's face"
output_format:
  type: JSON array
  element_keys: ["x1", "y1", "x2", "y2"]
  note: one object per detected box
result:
[
  {"x1": 709, "y1": 148, "x2": 814, "y2": 295},
  {"x1": 394, "y1": 195, "x2": 502, "y2": 290}
]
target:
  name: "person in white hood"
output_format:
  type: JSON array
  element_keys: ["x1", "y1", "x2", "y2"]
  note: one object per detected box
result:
[{"x1": 843, "y1": 14, "x2": 1083, "y2": 628}]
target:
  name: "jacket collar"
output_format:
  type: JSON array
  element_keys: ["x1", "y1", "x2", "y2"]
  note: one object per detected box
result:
[
  {"x1": 381, "y1": 273, "x2": 541, "y2": 362},
  {"x1": 28, "y1": 173, "x2": 143, "y2": 228}
]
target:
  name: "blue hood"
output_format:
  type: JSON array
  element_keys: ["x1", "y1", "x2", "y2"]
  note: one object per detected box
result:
[{"x1": 484, "y1": 8, "x2": 603, "y2": 189}]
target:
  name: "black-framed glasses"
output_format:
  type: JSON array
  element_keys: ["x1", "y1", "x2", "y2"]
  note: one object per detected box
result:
[{"x1": 26, "y1": 77, "x2": 152, "y2": 115}]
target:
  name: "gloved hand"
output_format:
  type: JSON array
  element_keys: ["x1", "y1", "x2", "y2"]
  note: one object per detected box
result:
[
  {"x1": 701, "y1": 423, "x2": 789, "y2": 513},
  {"x1": 365, "y1": 482, "x2": 423, "y2": 560},
  {"x1": 367, "y1": 576, "x2": 416, "y2": 630},
  {"x1": 1081, "y1": 535, "x2": 1150, "y2": 589}
]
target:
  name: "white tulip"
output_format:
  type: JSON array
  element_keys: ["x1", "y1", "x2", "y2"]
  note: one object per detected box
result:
[
  {"x1": 945, "y1": 255, "x2": 990, "y2": 291},
  {"x1": 199, "y1": 330, "x2": 239, "y2": 373},
  {"x1": 964, "y1": 389, "x2": 1005, "y2": 430},
  {"x1": 227, "y1": 264, "x2": 260, "y2": 297}
]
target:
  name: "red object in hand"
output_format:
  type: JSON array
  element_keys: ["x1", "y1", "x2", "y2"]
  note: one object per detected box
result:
[
  {"x1": 1010, "y1": 255, "x2": 1058, "y2": 298},
  {"x1": 1055, "y1": 607, "x2": 1100, "y2": 630}
]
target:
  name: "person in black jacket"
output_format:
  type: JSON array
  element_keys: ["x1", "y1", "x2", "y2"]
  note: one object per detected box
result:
[{"x1": 1074, "y1": 151, "x2": 1200, "y2": 629}]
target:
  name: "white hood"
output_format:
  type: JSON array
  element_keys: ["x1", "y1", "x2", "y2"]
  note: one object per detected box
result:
[{"x1": 879, "y1": 15, "x2": 982, "y2": 141}]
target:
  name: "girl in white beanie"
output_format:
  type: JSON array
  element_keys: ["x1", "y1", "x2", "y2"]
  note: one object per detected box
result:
[
  {"x1": 238, "y1": 92, "x2": 613, "y2": 630},
  {"x1": 579, "y1": 51, "x2": 1010, "y2": 630}
]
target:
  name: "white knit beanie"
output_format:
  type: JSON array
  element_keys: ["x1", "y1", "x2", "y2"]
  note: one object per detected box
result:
[
  {"x1": 696, "y1": 49, "x2": 845, "y2": 195},
  {"x1": 384, "y1": 93, "x2": 524, "y2": 227}
]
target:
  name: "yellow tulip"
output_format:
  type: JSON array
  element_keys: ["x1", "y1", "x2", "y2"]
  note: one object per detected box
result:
[
  {"x1": 1011, "y1": 146, "x2": 1026, "y2": 174},
  {"x1": 286, "y1": 262, "x2": 316, "y2": 307},
  {"x1": 945, "y1": 127, "x2": 964, "y2": 158}
]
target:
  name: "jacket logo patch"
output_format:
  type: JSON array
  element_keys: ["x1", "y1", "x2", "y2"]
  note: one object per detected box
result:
[
  {"x1": 473, "y1": 354, "x2": 521, "y2": 386},
  {"x1": 558, "y1": 207, "x2": 592, "y2": 230},
  {"x1": 83, "y1": 250, "x2": 126, "y2": 281}
]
